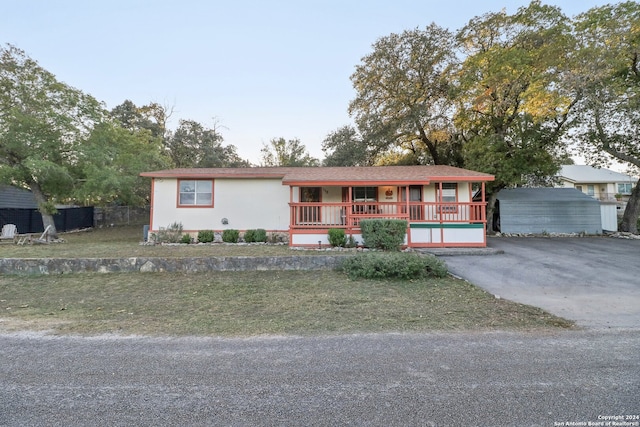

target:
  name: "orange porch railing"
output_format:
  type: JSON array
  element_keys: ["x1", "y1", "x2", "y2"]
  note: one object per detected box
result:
[{"x1": 289, "y1": 201, "x2": 486, "y2": 229}]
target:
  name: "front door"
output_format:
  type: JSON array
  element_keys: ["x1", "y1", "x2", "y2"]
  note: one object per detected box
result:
[
  {"x1": 300, "y1": 187, "x2": 321, "y2": 223},
  {"x1": 401, "y1": 186, "x2": 423, "y2": 220}
]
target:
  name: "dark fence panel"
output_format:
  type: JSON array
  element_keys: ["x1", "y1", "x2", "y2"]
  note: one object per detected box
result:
[
  {"x1": 0, "y1": 209, "x2": 41, "y2": 234},
  {"x1": 54, "y1": 207, "x2": 94, "y2": 232},
  {"x1": 0, "y1": 207, "x2": 94, "y2": 234}
]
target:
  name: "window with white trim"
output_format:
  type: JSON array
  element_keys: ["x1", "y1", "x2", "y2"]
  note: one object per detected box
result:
[
  {"x1": 439, "y1": 183, "x2": 457, "y2": 202},
  {"x1": 437, "y1": 183, "x2": 458, "y2": 213},
  {"x1": 618, "y1": 183, "x2": 633, "y2": 195},
  {"x1": 179, "y1": 180, "x2": 213, "y2": 206}
]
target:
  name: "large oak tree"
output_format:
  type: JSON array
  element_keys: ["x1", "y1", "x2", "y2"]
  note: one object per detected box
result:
[
  {"x1": 570, "y1": 1, "x2": 640, "y2": 233},
  {"x1": 455, "y1": 1, "x2": 578, "y2": 232},
  {"x1": 348, "y1": 24, "x2": 460, "y2": 166},
  {"x1": 0, "y1": 44, "x2": 104, "y2": 237}
]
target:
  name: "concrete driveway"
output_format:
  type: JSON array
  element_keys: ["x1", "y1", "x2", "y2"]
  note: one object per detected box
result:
[{"x1": 439, "y1": 236, "x2": 640, "y2": 329}]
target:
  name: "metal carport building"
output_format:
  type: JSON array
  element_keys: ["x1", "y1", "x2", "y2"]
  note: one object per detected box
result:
[{"x1": 495, "y1": 188, "x2": 603, "y2": 234}]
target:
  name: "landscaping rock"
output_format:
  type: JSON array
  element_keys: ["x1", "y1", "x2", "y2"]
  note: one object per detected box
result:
[{"x1": 0, "y1": 256, "x2": 345, "y2": 275}]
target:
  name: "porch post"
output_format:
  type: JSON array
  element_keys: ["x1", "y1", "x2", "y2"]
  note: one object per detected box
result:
[
  {"x1": 289, "y1": 186, "x2": 294, "y2": 227},
  {"x1": 404, "y1": 185, "x2": 410, "y2": 216},
  {"x1": 404, "y1": 185, "x2": 411, "y2": 247},
  {"x1": 348, "y1": 186, "x2": 353, "y2": 237},
  {"x1": 438, "y1": 182, "x2": 444, "y2": 247},
  {"x1": 482, "y1": 182, "x2": 487, "y2": 246},
  {"x1": 481, "y1": 182, "x2": 486, "y2": 221}
]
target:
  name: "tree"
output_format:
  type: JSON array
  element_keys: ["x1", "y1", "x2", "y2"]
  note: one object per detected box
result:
[
  {"x1": 321, "y1": 125, "x2": 373, "y2": 166},
  {"x1": 260, "y1": 137, "x2": 319, "y2": 167},
  {"x1": 349, "y1": 24, "x2": 460, "y2": 166},
  {"x1": 74, "y1": 121, "x2": 172, "y2": 206},
  {"x1": 454, "y1": 1, "x2": 577, "y2": 232},
  {"x1": 110, "y1": 100, "x2": 169, "y2": 140},
  {"x1": 164, "y1": 119, "x2": 250, "y2": 168},
  {"x1": 570, "y1": 1, "x2": 640, "y2": 233},
  {"x1": 0, "y1": 44, "x2": 105, "y2": 237}
]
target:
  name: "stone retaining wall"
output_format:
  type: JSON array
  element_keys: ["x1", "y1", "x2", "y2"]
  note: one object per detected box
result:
[{"x1": 0, "y1": 256, "x2": 345, "y2": 275}]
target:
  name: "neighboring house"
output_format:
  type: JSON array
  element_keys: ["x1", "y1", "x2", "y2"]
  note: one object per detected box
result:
[
  {"x1": 140, "y1": 165, "x2": 495, "y2": 248},
  {"x1": 0, "y1": 185, "x2": 94, "y2": 233},
  {"x1": 556, "y1": 165, "x2": 637, "y2": 203},
  {"x1": 495, "y1": 188, "x2": 605, "y2": 234}
]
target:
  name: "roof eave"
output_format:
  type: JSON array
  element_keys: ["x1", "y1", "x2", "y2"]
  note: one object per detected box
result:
[
  {"x1": 282, "y1": 176, "x2": 494, "y2": 186},
  {"x1": 140, "y1": 172, "x2": 287, "y2": 179},
  {"x1": 282, "y1": 180, "x2": 430, "y2": 186}
]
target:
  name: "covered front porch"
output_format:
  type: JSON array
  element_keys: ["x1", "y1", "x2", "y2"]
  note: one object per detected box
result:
[{"x1": 287, "y1": 183, "x2": 489, "y2": 248}]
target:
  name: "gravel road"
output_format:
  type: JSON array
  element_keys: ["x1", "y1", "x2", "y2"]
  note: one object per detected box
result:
[{"x1": 1, "y1": 330, "x2": 638, "y2": 426}]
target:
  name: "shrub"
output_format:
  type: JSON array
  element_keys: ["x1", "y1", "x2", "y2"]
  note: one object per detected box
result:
[
  {"x1": 328, "y1": 228, "x2": 347, "y2": 247},
  {"x1": 243, "y1": 229, "x2": 256, "y2": 243},
  {"x1": 359, "y1": 219, "x2": 408, "y2": 251},
  {"x1": 156, "y1": 222, "x2": 183, "y2": 243},
  {"x1": 346, "y1": 235, "x2": 358, "y2": 248},
  {"x1": 269, "y1": 232, "x2": 285, "y2": 244},
  {"x1": 197, "y1": 230, "x2": 215, "y2": 243},
  {"x1": 180, "y1": 234, "x2": 192, "y2": 244},
  {"x1": 339, "y1": 252, "x2": 448, "y2": 280},
  {"x1": 222, "y1": 229, "x2": 239, "y2": 243},
  {"x1": 254, "y1": 228, "x2": 268, "y2": 243}
]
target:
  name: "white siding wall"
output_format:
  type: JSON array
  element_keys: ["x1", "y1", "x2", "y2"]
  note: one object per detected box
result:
[
  {"x1": 600, "y1": 203, "x2": 618, "y2": 232},
  {"x1": 558, "y1": 179, "x2": 574, "y2": 188},
  {"x1": 423, "y1": 183, "x2": 471, "y2": 202},
  {"x1": 151, "y1": 178, "x2": 290, "y2": 231}
]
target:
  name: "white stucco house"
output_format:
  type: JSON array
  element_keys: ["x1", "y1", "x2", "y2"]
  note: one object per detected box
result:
[
  {"x1": 140, "y1": 165, "x2": 495, "y2": 248},
  {"x1": 555, "y1": 164, "x2": 638, "y2": 230},
  {"x1": 556, "y1": 165, "x2": 637, "y2": 202}
]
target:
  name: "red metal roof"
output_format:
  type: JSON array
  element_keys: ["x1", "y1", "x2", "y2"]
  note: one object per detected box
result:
[{"x1": 140, "y1": 166, "x2": 494, "y2": 184}]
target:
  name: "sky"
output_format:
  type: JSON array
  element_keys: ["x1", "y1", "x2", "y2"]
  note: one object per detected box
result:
[{"x1": 1, "y1": 0, "x2": 614, "y2": 165}]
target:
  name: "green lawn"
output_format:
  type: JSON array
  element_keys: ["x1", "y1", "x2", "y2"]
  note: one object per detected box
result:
[
  {"x1": 0, "y1": 270, "x2": 573, "y2": 336},
  {"x1": 0, "y1": 225, "x2": 575, "y2": 336},
  {"x1": 1, "y1": 225, "x2": 338, "y2": 258}
]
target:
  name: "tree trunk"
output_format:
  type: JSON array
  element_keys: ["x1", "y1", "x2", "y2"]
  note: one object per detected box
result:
[
  {"x1": 485, "y1": 191, "x2": 499, "y2": 234},
  {"x1": 415, "y1": 122, "x2": 441, "y2": 165},
  {"x1": 619, "y1": 177, "x2": 640, "y2": 234},
  {"x1": 29, "y1": 182, "x2": 59, "y2": 239}
]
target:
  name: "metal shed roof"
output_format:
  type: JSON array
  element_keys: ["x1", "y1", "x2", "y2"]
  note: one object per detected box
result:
[
  {"x1": 497, "y1": 187, "x2": 599, "y2": 203},
  {"x1": 0, "y1": 185, "x2": 38, "y2": 209}
]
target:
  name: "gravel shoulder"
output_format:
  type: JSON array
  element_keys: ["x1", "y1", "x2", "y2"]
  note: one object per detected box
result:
[{"x1": 1, "y1": 329, "x2": 638, "y2": 426}]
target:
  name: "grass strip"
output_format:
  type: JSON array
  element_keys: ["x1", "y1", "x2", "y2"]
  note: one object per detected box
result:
[{"x1": 0, "y1": 270, "x2": 574, "y2": 336}]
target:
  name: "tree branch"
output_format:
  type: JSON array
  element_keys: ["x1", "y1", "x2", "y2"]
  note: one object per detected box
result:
[
  {"x1": 594, "y1": 110, "x2": 640, "y2": 168},
  {"x1": 415, "y1": 120, "x2": 440, "y2": 164}
]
